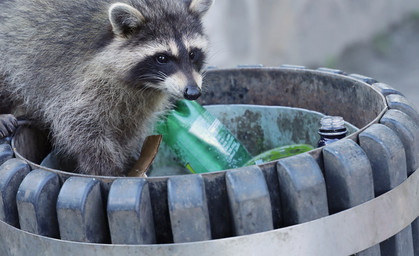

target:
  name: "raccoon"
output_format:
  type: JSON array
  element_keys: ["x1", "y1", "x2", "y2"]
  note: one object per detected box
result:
[{"x1": 0, "y1": 0, "x2": 213, "y2": 176}]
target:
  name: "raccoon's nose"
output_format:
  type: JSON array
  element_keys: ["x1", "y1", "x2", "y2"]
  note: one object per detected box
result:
[{"x1": 184, "y1": 85, "x2": 201, "y2": 100}]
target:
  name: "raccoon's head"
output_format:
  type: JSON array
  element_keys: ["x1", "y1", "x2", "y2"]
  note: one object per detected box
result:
[{"x1": 107, "y1": 0, "x2": 214, "y2": 101}]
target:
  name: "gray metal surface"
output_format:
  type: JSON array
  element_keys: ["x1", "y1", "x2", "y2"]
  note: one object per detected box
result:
[
  {"x1": 167, "y1": 174, "x2": 211, "y2": 243},
  {"x1": 322, "y1": 139, "x2": 381, "y2": 255},
  {"x1": 349, "y1": 73, "x2": 378, "y2": 85},
  {"x1": 386, "y1": 94, "x2": 419, "y2": 126},
  {"x1": 0, "y1": 137, "x2": 11, "y2": 145},
  {"x1": 56, "y1": 177, "x2": 109, "y2": 243},
  {"x1": 359, "y1": 124, "x2": 414, "y2": 255},
  {"x1": 379, "y1": 90, "x2": 419, "y2": 256},
  {"x1": 0, "y1": 159, "x2": 30, "y2": 227},
  {"x1": 107, "y1": 178, "x2": 155, "y2": 244},
  {"x1": 380, "y1": 109, "x2": 419, "y2": 175},
  {"x1": 226, "y1": 166, "x2": 273, "y2": 236},
  {"x1": 316, "y1": 67, "x2": 347, "y2": 75},
  {"x1": 200, "y1": 68, "x2": 387, "y2": 129},
  {"x1": 359, "y1": 124, "x2": 407, "y2": 196},
  {"x1": 372, "y1": 82, "x2": 404, "y2": 97},
  {"x1": 0, "y1": 167, "x2": 416, "y2": 256},
  {"x1": 0, "y1": 144, "x2": 13, "y2": 166},
  {"x1": 276, "y1": 153, "x2": 328, "y2": 226},
  {"x1": 322, "y1": 139, "x2": 375, "y2": 214},
  {"x1": 16, "y1": 169, "x2": 60, "y2": 238},
  {"x1": 413, "y1": 218, "x2": 419, "y2": 256}
]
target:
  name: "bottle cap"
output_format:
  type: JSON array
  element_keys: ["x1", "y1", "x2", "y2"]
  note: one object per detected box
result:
[
  {"x1": 318, "y1": 116, "x2": 347, "y2": 136},
  {"x1": 320, "y1": 116, "x2": 345, "y2": 130}
]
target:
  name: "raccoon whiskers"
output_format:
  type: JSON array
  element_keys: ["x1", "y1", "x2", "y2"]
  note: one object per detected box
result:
[
  {"x1": 198, "y1": 69, "x2": 209, "y2": 94},
  {"x1": 201, "y1": 69, "x2": 208, "y2": 79},
  {"x1": 157, "y1": 71, "x2": 169, "y2": 80},
  {"x1": 136, "y1": 72, "x2": 167, "y2": 83}
]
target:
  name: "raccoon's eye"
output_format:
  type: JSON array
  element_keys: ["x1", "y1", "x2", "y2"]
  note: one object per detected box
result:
[
  {"x1": 156, "y1": 54, "x2": 169, "y2": 64},
  {"x1": 189, "y1": 51, "x2": 197, "y2": 62}
]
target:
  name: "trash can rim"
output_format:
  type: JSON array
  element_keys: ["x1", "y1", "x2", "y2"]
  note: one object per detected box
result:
[{"x1": 11, "y1": 66, "x2": 388, "y2": 182}]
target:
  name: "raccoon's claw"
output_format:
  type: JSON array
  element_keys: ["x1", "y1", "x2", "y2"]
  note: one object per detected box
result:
[{"x1": 0, "y1": 114, "x2": 18, "y2": 138}]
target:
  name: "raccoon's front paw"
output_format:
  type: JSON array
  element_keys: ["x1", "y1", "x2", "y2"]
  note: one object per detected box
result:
[{"x1": 0, "y1": 114, "x2": 18, "y2": 138}]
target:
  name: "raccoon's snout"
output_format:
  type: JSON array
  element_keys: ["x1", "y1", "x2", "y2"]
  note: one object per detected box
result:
[{"x1": 184, "y1": 84, "x2": 201, "y2": 100}]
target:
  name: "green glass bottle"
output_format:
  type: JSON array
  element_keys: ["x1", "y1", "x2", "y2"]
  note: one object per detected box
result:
[{"x1": 156, "y1": 100, "x2": 252, "y2": 174}]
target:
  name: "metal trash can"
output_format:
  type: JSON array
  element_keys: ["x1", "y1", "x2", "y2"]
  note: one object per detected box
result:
[{"x1": 0, "y1": 66, "x2": 418, "y2": 255}]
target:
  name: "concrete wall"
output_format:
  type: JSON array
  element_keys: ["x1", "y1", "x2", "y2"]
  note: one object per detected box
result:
[{"x1": 203, "y1": 0, "x2": 419, "y2": 67}]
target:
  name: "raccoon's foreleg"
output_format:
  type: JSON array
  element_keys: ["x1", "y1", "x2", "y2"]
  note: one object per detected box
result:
[
  {"x1": 0, "y1": 81, "x2": 18, "y2": 138},
  {"x1": 58, "y1": 125, "x2": 135, "y2": 176},
  {"x1": 0, "y1": 114, "x2": 17, "y2": 138},
  {"x1": 71, "y1": 134, "x2": 135, "y2": 176}
]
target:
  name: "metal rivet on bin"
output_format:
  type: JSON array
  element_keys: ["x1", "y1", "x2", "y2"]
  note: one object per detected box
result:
[
  {"x1": 57, "y1": 177, "x2": 108, "y2": 243},
  {"x1": 167, "y1": 174, "x2": 211, "y2": 243},
  {"x1": 276, "y1": 153, "x2": 328, "y2": 226},
  {"x1": 16, "y1": 169, "x2": 60, "y2": 238},
  {"x1": 226, "y1": 166, "x2": 273, "y2": 236},
  {"x1": 0, "y1": 159, "x2": 30, "y2": 227},
  {"x1": 107, "y1": 178, "x2": 155, "y2": 244}
]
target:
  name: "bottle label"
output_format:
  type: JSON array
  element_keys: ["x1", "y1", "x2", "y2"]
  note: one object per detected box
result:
[{"x1": 188, "y1": 111, "x2": 243, "y2": 167}]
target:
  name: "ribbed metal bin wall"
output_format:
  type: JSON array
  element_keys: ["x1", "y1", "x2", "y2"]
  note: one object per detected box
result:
[{"x1": 0, "y1": 66, "x2": 417, "y2": 255}]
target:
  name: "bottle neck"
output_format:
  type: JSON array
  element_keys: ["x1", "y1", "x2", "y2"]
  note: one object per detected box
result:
[{"x1": 318, "y1": 127, "x2": 347, "y2": 137}]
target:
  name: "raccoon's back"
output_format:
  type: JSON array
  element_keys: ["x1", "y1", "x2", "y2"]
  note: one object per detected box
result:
[{"x1": 0, "y1": 0, "x2": 114, "y2": 100}]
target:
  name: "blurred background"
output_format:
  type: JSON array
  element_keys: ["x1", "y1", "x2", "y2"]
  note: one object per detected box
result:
[{"x1": 203, "y1": 0, "x2": 419, "y2": 110}]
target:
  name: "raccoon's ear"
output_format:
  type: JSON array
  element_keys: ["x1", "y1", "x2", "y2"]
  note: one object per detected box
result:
[
  {"x1": 109, "y1": 3, "x2": 145, "y2": 37},
  {"x1": 188, "y1": 0, "x2": 214, "y2": 17}
]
